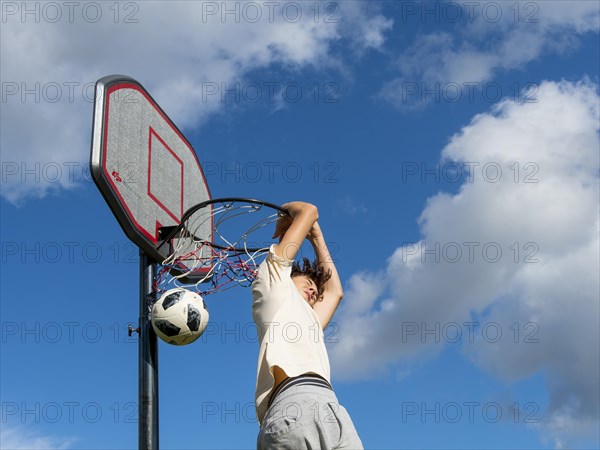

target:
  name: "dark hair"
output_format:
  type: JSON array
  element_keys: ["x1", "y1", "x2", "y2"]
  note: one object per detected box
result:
[{"x1": 291, "y1": 258, "x2": 331, "y2": 300}]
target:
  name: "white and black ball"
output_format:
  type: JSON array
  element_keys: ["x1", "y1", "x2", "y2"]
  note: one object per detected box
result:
[{"x1": 151, "y1": 288, "x2": 209, "y2": 345}]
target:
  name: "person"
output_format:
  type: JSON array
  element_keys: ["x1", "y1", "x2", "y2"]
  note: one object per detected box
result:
[{"x1": 252, "y1": 201, "x2": 363, "y2": 449}]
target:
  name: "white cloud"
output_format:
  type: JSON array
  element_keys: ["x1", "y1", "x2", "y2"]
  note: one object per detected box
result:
[
  {"x1": 337, "y1": 196, "x2": 369, "y2": 216},
  {"x1": 335, "y1": 1, "x2": 393, "y2": 55},
  {"x1": 331, "y1": 79, "x2": 600, "y2": 441},
  {"x1": 0, "y1": 425, "x2": 75, "y2": 449},
  {"x1": 379, "y1": 0, "x2": 599, "y2": 107},
  {"x1": 0, "y1": 1, "x2": 392, "y2": 205}
]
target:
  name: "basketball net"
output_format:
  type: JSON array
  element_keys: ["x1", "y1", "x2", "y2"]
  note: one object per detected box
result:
[{"x1": 153, "y1": 199, "x2": 287, "y2": 296}]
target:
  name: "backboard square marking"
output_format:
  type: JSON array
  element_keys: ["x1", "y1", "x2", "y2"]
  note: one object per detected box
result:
[{"x1": 148, "y1": 126, "x2": 184, "y2": 222}]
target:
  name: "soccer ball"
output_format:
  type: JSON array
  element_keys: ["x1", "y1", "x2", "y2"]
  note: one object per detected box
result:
[{"x1": 151, "y1": 288, "x2": 209, "y2": 345}]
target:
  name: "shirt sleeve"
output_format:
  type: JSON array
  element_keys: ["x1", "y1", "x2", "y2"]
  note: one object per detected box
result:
[{"x1": 251, "y1": 244, "x2": 295, "y2": 330}]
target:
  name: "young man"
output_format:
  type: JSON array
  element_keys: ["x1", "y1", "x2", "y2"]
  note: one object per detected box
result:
[{"x1": 252, "y1": 201, "x2": 363, "y2": 449}]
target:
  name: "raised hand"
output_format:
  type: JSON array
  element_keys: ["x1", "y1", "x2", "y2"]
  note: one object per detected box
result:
[{"x1": 272, "y1": 214, "x2": 293, "y2": 242}]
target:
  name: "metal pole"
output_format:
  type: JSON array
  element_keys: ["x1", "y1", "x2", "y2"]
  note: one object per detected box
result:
[{"x1": 139, "y1": 252, "x2": 158, "y2": 450}]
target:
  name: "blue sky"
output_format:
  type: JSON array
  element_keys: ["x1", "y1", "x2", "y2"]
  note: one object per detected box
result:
[{"x1": 1, "y1": 1, "x2": 599, "y2": 449}]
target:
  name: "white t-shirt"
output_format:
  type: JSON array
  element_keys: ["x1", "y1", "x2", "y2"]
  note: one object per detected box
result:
[{"x1": 251, "y1": 245, "x2": 331, "y2": 425}]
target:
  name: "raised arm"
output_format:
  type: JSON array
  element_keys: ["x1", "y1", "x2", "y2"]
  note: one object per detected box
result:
[
  {"x1": 308, "y1": 222, "x2": 343, "y2": 329},
  {"x1": 272, "y1": 202, "x2": 318, "y2": 261}
]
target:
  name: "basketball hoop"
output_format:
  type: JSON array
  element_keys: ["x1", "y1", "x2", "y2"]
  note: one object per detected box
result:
[{"x1": 154, "y1": 198, "x2": 288, "y2": 295}]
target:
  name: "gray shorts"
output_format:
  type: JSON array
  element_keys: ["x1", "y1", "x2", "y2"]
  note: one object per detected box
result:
[{"x1": 257, "y1": 380, "x2": 364, "y2": 450}]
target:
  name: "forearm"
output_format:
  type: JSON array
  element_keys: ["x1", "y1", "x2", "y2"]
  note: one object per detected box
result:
[
  {"x1": 310, "y1": 223, "x2": 343, "y2": 299},
  {"x1": 274, "y1": 202, "x2": 318, "y2": 260}
]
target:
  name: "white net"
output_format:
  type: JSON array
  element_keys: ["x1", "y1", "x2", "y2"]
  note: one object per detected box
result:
[{"x1": 154, "y1": 199, "x2": 286, "y2": 295}]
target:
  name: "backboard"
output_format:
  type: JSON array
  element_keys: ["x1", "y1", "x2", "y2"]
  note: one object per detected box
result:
[{"x1": 90, "y1": 75, "x2": 212, "y2": 277}]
